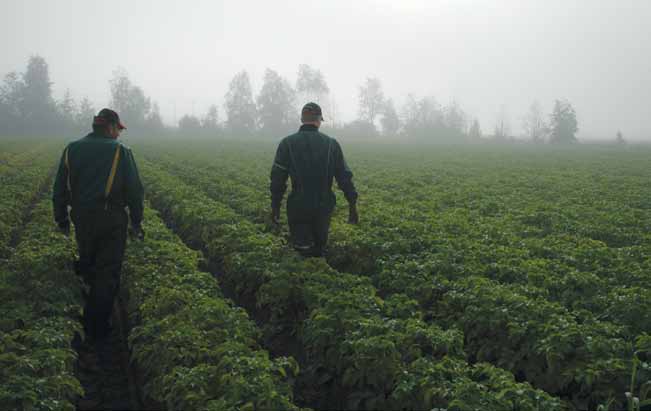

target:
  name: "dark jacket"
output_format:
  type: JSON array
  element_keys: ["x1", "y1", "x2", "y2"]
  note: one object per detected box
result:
[
  {"x1": 53, "y1": 132, "x2": 144, "y2": 227},
  {"x1": 270, "y1": 124, "x2": 357, "y2": 217}
]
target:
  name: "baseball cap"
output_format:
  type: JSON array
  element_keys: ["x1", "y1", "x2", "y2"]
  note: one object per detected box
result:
[
  {"x1": 94, "y1": 108, "x2": 127, "y2": 130},
  {"x1": 301, "y1": 102, "x2": 324, "y2": 122}
]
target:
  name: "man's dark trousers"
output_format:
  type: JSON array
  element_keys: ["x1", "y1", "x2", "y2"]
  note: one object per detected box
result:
[
  {"x1": 288, "y1": 210, "x2": 331, "y2": 257},
  {"x1": 72, "y1": 207, "x2": 127, "y2": 339}
]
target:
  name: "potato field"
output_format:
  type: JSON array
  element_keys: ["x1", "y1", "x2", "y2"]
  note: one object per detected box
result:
[{"x1": 1, "y1": 137, "x2": 650, "y2": 411}]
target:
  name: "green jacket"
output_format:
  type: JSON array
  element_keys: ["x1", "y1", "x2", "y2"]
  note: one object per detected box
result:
[
  {"x1": 270, "y1": 124, "x2": 357, "y2": 217},
  {"x1": 53, "y1": 132, "x2": 144, "y2": 227}
]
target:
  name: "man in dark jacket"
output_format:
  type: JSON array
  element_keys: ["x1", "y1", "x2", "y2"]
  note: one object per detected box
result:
[
  {"x1": 53, "y1": 108, "x2": 144, "y2": 340},
  {"x1": 270, "y1": 102, "x2": 358, "y2": 257}
]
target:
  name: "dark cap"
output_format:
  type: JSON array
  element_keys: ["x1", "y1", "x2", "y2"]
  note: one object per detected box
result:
[
  {"x1": 301, "y1": 102, "x2": 324, "y2": 122},
  {"x1": 93, "y1": 108, "x2": 126, "y2": 130}
]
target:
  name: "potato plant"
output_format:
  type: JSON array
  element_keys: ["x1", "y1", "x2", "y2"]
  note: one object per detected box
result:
[
  {"x1": 0, "y1": 194, "x2": 84, "y2": 411},
  {"x1": 136, "y1": 140, "x2": 651, "y2": 409},
  {"x1": 121, "y1": 206, "x2": 302, "y2": 410},
  {"x1": 138, "y1": 160, "x2": 561, "y2": 410},
  {"x1": 0, "y1": 145, "x2": 59, "y2": 258}
]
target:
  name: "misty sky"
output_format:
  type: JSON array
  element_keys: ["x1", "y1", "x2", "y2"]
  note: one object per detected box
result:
[{"x1": 1, "y1": 0, "x2": 650, "y2": 139}]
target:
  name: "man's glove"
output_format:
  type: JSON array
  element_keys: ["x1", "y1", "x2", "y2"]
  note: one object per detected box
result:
[
  {"x1": 271, "y1": 207, "x2": 281, "y2": 225},
  {"x1": 129, "y1": 224, "x2": 145, "y2": 241},
  {"x1": 57, "y1": 220, "x2": 71, "y2": 237},
  {"x1": 348, "y1": 203, "x2": 359, "y2": 225}
]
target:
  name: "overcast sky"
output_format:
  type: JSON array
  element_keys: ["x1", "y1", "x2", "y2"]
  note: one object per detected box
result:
[{"x1": 1, "y1": 0, "x2": 650, "y2": 139}]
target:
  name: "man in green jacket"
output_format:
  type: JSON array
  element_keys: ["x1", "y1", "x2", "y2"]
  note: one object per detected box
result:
[
  {"x1": 53, "y1": 108, "x2": 144, "y2": 340},
  {"x1": 270, "y1": 102, "x2": 358, "y2": 257}
]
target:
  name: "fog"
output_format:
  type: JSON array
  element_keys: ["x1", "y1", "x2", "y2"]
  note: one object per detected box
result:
[{"x1": 1, "y1": 0, "x2": 650, "y2": 140}]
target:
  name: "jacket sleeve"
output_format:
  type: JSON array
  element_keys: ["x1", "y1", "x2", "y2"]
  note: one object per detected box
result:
[
  {"x1": 333, "y1": 140, "x2": 358, "y2": 204},
  {"x1": 270, "y1": 140, "x2": 290, "y2": 209},
  {"x1": 123, "y1": 147, "x2": 144, "y2": 227},
  {"x1": 52, "y1": 147, "x2": 70, "y2": 224}
]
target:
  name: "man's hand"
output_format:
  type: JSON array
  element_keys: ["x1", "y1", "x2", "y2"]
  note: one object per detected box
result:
[
  {"x1": 348, "y1": 203, "x2": 359, "y2": 225},
  {"x1": 271, "y1": 207, "x2": 281, "y2": 225},
  {"x1": 129, "y1": 224, "x2": 145, "y2": 241},
  {"x1": 57, "y1": 220, "x2": 71, "y2": 237}
]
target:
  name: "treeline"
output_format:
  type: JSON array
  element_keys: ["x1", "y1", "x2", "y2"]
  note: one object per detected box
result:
[
  {"x1": 0, "y1": 56, "x2": 92, "y2": 136},
  {"x1": 1, "y1": 55, "x2": 584, "y2": 143},
  {"x1": 0, "y1": 57, "x2": 167, "y2": 137}
]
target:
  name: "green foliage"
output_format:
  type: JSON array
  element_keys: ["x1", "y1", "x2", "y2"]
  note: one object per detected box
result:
[
  {"x1": 122, "y1": 206, "x2": 301, "y2": 410},
  {"x1": 109, "y1": 68, "x2": 152, "y2": 131},
  {"x1": 134, "y1": 140, "x2": 651, "y2": 409},
  {"x1": 224, "y1": 71, "x2": 257, "y2": 135},
  {"x1": 137, "y1": 158, "x2": 562, "y2": 410},
  {"x1": 5, "y1": 139, "x2": 643, "y2": 409},
  {"x1": 0, "y1": 144, "x2": 58, "y2": 258},
  {"x1": 549, "y1": 99, "x2": 578, "y2": 144},
  {"x1": 257, "y1": 68, "x2": 296, "y2": 137},
  {"x1": 0, "y1": 195, "x2": 84, "y2": 410}
]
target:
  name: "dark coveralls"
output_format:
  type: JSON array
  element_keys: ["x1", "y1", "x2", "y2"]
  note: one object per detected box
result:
[
  {"x1": 270, "y1": 124, "x2": 357, "y2": 257},
  {"x1": 53, "y1": 132, "x2": 144, "y2": 339}
]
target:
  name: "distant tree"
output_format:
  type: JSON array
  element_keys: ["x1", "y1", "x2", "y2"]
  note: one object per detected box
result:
[
  {"x1": 0, "y1": 98, "x2": 9, "y2": 134},
  {"x1": 549, "y1": 99, "x2": 578, "y2": 144},
  {"x1": 109, "y1": 68, "x2": 152, "y2": 130},
  {"x1": 23, "y1": 56, "x2": 53, "y2": 99},
  {"x1": 224, "y1": 71, "x2": 257, "y2": 136},
  {"x1": 57, "y1": 89, "x2": 77, "y2": 130},
  {"x1": 0, "y1": 72, "x2": 24, "y2": 113},
  {"x1": 340, "y1": 119, "x2": 379, "y2": 139},
  {"x1": 178, "y1": 114, "x2": 202, "y2": 134},
  {"x1": 615, "y1": 130, "x2": 625, "y2": 145},
  {"x1": 22, "y1": 55, "x2": 57, "y2": 127},
  {"x1": 380, "y1": 98, "x2": 400, "y2": 137},
  {"x1": 201, "y1": 104, "x2": 221, "y2": 134},
  {"x1": 493, "y1": 105, "x2": 511, "y2": 141},
  {"x1": 257, "y1": 68, "x2": 296, "y2": 136},
  {"x1": 523, "y1": 101, "x2": 546, "y2": 143},
  {"x1": 296, "y1": 64, "x2": 329, "y2": 106},
  {"x1": 323, "y1": 96, "x2": 340, "y2": 128},
  {"x1": 109, "y1": 68, "x2": 131, "y2": 113},
  {"x1": 493, "y1": 122, "x2": 509, "y2": 141},
  {"x1": 0, "y1": 72, "x2": 24, "y2": 134},
  {"x1": 76, "y1": 97, "x2": 95, "y2": 130},
  {"x1": 443, "y1": 101, "x2": 467, "y2": 140},
  {"x1": 468, "y1": 118, "x2": 482, "y2": 139},
  {"x1": 146, "y1": 102, "x2": 165, "y2": 132},
  {"x1": 401, "y1": 94, "x2": 444, "y2": 140},
  {"x1": 0, "y1": 55, "x2": 59, "y2": 135},
  {"x1": 358, "y1": 77, "x2": 385, "y2": 125}
]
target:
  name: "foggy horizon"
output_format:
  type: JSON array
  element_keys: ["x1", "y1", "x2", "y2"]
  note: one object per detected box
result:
[{"x1": 2, "y1": 0, "x2": 650, "y2": 140}]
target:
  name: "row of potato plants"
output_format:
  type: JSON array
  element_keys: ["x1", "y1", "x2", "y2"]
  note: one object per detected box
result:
[
  {"x1": 329, "y1": 148, "x2": 651, "y2": 409},
  {"x1": 138, "y1": 159, "x2": 563, "y2": 410},
  {"x1": 150, "y1": 143, "x2": 651, "y2": 337},
  {"x1": 326, "y1": 205, "x2": 651, "y2": 334},
  {"x1": 145, "y1": 150, "x2": 644, "y2": 325},
  {"x1": 142, "y1": 150, "x2": 267, "y2": 223},
  {"x1": 326, "y1": 160, "x2": 651, "y2": 408},
  {"x1": 0, "y1": 145, "x2": 59, "y2": 259},
  {"x1": 120, "y1": 205, "x2": 303, "y2": 411},
  {"x1": 378, "y1": 261, "x2": 636, "y2": 409},
  {"x1": 330, "y1": 153, "x2": 651, "y2": 286},
  {"x1": 0, "y1": 139, "x2": 45, "y2": 171},
  {"x1": 152, "y1": 146, "x2": 651, "y2": 339},
  {"x1": 146, "y1": 141, "x2": 651, "y2": 282},
  {"x1": 142, "y1": 145, "x2": 647, "y2": 408},
  {"x1": 144, "y1": 143, "x2": 651, "y2": 284},
  {"x1": 0, "y1": 140, "x2": 53, "y2": 176},
  {"x1": 0, "y1": 143, "x2": 301, "y2": 410},
  {"x1": 0, "y1": 194, "x2": 85, "y2": 411}
]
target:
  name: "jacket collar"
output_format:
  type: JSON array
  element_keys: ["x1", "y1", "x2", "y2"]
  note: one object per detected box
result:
[
  {"x1": 299, "y1": 124, "x2": 319, "y2": 132},
  {"x1": 88, "y1": 131, "x2": 112, "y2": 139}
]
